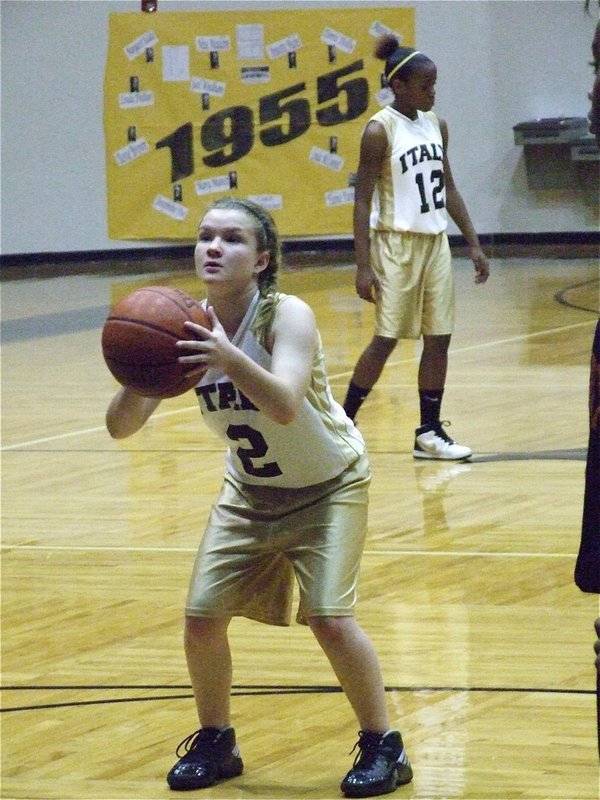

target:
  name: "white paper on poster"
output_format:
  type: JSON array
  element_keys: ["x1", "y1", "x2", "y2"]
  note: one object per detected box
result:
[
  {"x1": 162, "y1": 46, "x2": 190, "y2": 82},
  {"x1": 195, "y1": 175, "x2": 231, "y2": 195},
  {"x1": 266, "y1": 33, "x2": 302, "y2": 60},
  {"x1": 114, "y1": 138, "x2": 150, "y2": 166},
  {"x1": 236, "y1": 24, "x2": 264, "y2": 59},
  {"x1": 320, "y1": 27, "x2": 356, "y2": 54},
  {"x1": 309, "y1": 146, "x2": 344, "y2": 172},
  {"x1": 240, "y1": 66, "x2": 270, "y2": 84},
  {"x1": 191, "y1": 77, "x2": 226, "y2": 97},
  {"x1": 196, "y1": 36, "x2": 231, "y2": 52},
  {"x1": 118, "y1": 91, "x2": 155, "y2": 108},
  {"x1": 152, "y1": 194, "x2": 189, "y2": 221},
  {"x1": 369, "y1": 20, "x2": 403, "y2": 42},
  {"x1": 124, "y1": 30, "x2": 159, "y2": 61},
  {"x1": 247, "y1": 194, "x2": 283, "y2": 210},
  {"x1": 325, "y1": 187, "x2": 355, "y2": 207}
]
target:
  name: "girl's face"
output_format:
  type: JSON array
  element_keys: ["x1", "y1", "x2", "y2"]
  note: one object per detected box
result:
[
  {"x1": 194, "y1": 208, "x2": 269, "y2": 288},
  {"x1": 393, "y1": 61, "x2": 437, "y2": 116}
]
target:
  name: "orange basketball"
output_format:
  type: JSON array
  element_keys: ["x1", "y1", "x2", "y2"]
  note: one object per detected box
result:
[{"x1": 102, "y1": 286, "x2": 210, "y2": 398}]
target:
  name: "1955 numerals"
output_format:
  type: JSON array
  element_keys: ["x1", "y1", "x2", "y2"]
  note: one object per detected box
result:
[{"x1": 156, "y1": 60, "x2": 369, "y2": 181}]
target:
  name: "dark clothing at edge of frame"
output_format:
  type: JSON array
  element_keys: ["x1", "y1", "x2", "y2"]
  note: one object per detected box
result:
[{"x1": 574, "y1": 319, "x2": 600, "y2": 594}]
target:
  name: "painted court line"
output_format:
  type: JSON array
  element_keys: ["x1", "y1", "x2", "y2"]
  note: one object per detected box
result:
[
  {"x1": 1, "y1": 406, "x2": 198, "y2": 451},
  {"x1": 2, "y1": 318, "x2": 595, "y2": 452}
]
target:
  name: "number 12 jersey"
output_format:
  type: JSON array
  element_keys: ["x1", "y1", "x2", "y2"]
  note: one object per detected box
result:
[{"x1": 369, "y1": 107, "x2": 448, "y2": 235}]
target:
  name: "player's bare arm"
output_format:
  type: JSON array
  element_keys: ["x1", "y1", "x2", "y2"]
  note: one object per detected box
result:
[
  {"x1": 353, "y1": 121, "x2": 387, "y2": 302},
  {"x1": 106, "y1": 387, "x2": 161, "y2": 439}
]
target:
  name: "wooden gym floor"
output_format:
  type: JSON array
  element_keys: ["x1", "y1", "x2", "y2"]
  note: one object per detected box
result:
[{"x1": 1, "y1": 251, "x2": 599, "y2": 800}]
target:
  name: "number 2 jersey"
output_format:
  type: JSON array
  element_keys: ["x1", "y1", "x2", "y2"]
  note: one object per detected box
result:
[
  {"x1": 194, "y1": 291, "x2": 366, "y2": 488},
  {"x1": 369, "y1": 106, "x2": 447, "y2": 235}
]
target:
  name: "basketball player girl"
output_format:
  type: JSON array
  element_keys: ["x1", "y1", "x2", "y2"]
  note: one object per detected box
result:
[
  {"x1": 105, "y1": 197, "x2": 413, "y2": 797},
  {"x1": 343, "y1": 35, "x2": 490, "y2": 460}
]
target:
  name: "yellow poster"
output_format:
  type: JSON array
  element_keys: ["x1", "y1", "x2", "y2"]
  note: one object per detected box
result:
[{"x1": 104, "y1": 7, "x2": 414, "y2": 239}]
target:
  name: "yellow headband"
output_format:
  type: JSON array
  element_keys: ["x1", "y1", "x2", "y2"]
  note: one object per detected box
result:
[{"x1": 386, "y1": 50, "x2": 421, "y2": 82}]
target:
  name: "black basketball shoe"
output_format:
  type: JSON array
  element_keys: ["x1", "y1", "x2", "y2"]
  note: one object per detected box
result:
[
  {"x1": 340, "y1": 730, "x2": 413, "y2": 797},
  {"x1": 166, "y1": 726, "x2": 243, "y2": 791}
]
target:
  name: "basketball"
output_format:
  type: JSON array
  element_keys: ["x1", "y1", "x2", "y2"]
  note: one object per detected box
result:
[{"x1": 102, "y1": 285, "x2": 211, "y2": 398}]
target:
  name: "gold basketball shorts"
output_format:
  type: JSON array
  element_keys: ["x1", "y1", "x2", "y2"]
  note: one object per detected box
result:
[
  {"x1": 185, "y1": 454, "x2": 371, "y2": 627},
  {"x1": 370, "y1": 229, "x2": 455, "y2": 339}
]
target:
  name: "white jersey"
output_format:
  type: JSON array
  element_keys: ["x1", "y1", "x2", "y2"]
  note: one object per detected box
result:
[
  {"x1": 369, "y1": 107, "x2": 448, "y2": 235},
  {"x1": 194, "y1": 291, "x2": 365, "y2": 488}
]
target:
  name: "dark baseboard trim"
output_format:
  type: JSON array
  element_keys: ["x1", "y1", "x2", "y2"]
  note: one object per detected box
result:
[{"x1": 1, "y1": 231, "x2": 598, "y2": 279}]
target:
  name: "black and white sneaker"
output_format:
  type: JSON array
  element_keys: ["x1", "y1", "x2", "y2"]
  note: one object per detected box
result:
[
  {"x1": 340, "y1": 730, "x2": 413, "y2": 797},
  {"x1": 413, "y1": 422, "x2": 472, "y2": 461},
  {"x1": 166, "y1": 726, "x2": 243, "y2": 791}
]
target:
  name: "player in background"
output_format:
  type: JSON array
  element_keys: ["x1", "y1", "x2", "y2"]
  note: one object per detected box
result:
[
  {"x1": 343, "y1": 35, "x2": 490, "y2": 460},
  {"x1": 105, "y1": 197, "x2": 413, "y2": 797}
]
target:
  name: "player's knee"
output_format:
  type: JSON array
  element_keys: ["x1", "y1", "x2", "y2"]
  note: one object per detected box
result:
[
  {"x1": 423, "y1": 334, "x2": 451, "y2": 356},
  {"x1": 184, "y1": 615, "x2": 227, "y2": 646},
  {"x1": 369, "y1": 336, "x2": 397, "y2": 360},
  {"x1": 307, "y1": 615, "x2": 353, "y2": 647}
]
